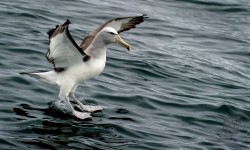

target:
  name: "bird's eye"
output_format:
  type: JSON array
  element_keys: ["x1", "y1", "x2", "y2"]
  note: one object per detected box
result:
[{"x1": 108, "y1": 32, "x2": 115, "y2": 35}]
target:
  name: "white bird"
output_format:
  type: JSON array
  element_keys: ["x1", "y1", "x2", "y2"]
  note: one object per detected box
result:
[{"x1": 21, "y1": 15, "x2": 146, "y2": 119}]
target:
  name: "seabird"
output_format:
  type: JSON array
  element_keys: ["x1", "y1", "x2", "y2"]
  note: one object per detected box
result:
[{"x1": 21, "y1": 15, "x2": 146, "y2": 119}]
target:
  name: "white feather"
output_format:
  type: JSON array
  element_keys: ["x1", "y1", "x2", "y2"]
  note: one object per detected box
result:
[
  {"x1": 31, "y1": 71, "x2": 61, "y2": 86},
  {"x1": 49, "y1": 30, "x2": 82, "y2": 69}
]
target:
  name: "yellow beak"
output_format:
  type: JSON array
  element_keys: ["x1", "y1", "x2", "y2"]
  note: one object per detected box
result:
[{"x1": 115, "y1": 35, "x2": 131, "y2": 51}]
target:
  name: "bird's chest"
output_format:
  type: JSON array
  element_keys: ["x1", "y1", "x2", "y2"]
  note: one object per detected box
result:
[
  {"x1": 71, "y1": 57, "x2": 106, "y2": 82},
  {"x1": 87, "y1": 58, "x2": 106, "y2": 77}
]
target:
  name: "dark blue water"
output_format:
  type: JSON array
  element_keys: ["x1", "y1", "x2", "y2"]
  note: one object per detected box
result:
[{"x1": 1, "y1": 0, "x2": 250, "y2": 149}]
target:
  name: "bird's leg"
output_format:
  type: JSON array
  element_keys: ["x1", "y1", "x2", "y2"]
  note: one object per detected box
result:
[
  {"x1": 58, "y1": 82, "x2": 91, "y2": 120},
  {"x1": 68, "y1": 93, "x2": 84, "y2": 110},
  {"x1": 58, "y1": 95, "x2": 91, "y2": 120},
  {"x1": 69, "y1": 92, "x2": 103, "y2": 113},
  {"x1": 69, "y1": 84, "x2": 103, "y2": 112}
]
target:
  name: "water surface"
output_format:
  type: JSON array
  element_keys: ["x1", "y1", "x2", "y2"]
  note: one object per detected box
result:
[{"x1": 1, "y1": 0, "x2": 250, "y2": 149}]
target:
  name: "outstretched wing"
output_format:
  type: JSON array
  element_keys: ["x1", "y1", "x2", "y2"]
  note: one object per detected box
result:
[
  {"x1": 80, "y1": 14, "x2": 147, "y2": 50},
  {"x1": 46, "y1": 20, "x2": 88, "y2": 72}
]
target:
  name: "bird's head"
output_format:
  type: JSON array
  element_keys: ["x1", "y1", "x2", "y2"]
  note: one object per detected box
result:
[{"x1": 100, "y1": 27, "x2": 131, "y2": 51}]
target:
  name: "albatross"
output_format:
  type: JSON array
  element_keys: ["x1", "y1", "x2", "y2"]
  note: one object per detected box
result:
[{"x1": 21, "y1": 15, "x2": 146, "y2": 119}]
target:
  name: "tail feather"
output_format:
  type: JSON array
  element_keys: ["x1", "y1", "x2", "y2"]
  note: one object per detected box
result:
[
  {"x1": 20, "y1": 71, "x2": 61, "y2": 86},
  {"x1": 19, "y1": 72, "x2": 29, "y2": 75}
]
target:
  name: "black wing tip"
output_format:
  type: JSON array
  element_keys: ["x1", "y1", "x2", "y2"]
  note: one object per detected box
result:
[
  {"x1": 131, "y1": 14, "x2": 148, "y2": 23},
  {"x1": 64, "y1": 19, "x2": 71, "y2": 25},
  {"x1": 138, "y1": 14, "x2": 148, "y2": 22},
  {"x1": 117, "y1": 14, "x2": 147, "y2": 33},
  {"x1": 47, "y1": 27, "x2": 57, "y2": 37},
  {"x1": 47, "y1": 19, "x2": 71, "y2": 37}
]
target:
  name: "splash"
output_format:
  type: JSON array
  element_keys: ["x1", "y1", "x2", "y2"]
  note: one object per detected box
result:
[{"x1": 50, "y1": 99, "x2": 73, "y2": 115}]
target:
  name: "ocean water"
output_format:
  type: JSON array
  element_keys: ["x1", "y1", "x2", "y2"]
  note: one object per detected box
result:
[{"x1": 1, "y1": 0, "x2": 250, "y2": 149}]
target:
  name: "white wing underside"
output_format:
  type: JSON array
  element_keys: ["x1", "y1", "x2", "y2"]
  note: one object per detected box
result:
[{"x1": 49, "y1": 30, "x2": 82, "y2": 69}]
